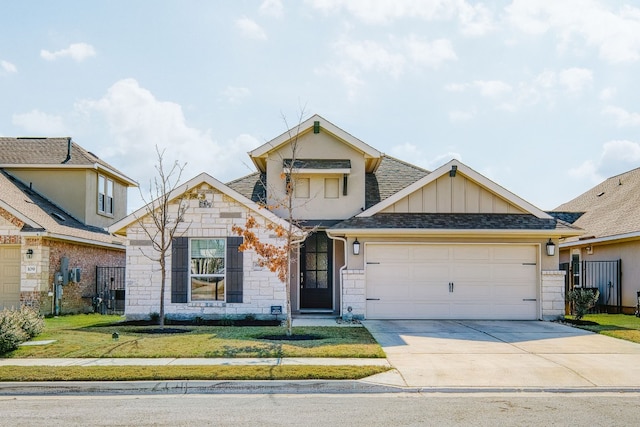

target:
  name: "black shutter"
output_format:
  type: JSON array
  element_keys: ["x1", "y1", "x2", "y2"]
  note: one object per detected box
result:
[
  {"x1": 171, "y1": 237, "x2": 189, "y2": 303},
  {"x1": 226, "y1": 237, "x2": 243, "y2": 303}
]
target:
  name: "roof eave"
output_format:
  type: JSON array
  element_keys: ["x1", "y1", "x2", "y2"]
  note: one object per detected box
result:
[{"x1": 328, "y1": 228, "x2": 581, "y2": 238}]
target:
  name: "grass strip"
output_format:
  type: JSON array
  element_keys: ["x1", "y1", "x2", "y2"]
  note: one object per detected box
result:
[
  {"x1": 0, "y1": 365, "x2": 390, "y2": 382},
  {"x1": 563, "y1": 314, "x2": 640, "y2": 344}
]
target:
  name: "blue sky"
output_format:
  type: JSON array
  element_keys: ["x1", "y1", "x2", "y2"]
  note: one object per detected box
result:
[{"x1": 2, "y1": 0, "x2": 639, "y2": 211}]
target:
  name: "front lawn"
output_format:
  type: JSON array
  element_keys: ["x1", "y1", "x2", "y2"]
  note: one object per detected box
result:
[
  {"x1": 563, "y1": 313, "x2": 640, "y2": 344},
  {"x1": 5, "y1": 314, "x2": 385, "y2": 359}
]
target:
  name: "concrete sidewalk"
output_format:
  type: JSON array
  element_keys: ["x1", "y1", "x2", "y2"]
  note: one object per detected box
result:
[{"x1": 0, "y1": 357, "x2": 389, "y2": 367}]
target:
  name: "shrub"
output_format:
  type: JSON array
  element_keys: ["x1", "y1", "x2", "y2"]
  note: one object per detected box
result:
[
  {"x1": 149, "y1": 312, "x2": 160, "y2": 323},
  {"x1": 568, "y1": 288, "x2": 600, "y2": 320},
  {"x1": 0, "y1": 307, "x2": 44, "y2": 354}
]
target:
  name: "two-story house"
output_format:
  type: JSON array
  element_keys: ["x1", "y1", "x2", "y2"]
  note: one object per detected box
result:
[
  {"x1": 110, "y1": 115, "x2": 581, "y2": 321},
  {"x1": 0, "y1": 137, "x2": 137, "y2": 314}
]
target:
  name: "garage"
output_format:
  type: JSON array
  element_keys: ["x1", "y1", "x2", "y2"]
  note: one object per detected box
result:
[
  {"x1": 0, "y1": 246, "x2": 21, "y2": 310},
  {"x1": 365, "y1": 243, "x2": 539, "y2": 320}
]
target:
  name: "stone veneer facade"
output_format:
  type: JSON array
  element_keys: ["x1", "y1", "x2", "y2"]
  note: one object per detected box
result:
[{"x1": 124, "y1": 186, "x2": 287, "y2": 320}]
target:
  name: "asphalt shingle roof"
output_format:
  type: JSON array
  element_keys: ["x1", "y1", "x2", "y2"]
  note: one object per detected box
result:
[
  {"x1": 0, "y1": 137, "x2": 135, "y2": 184},
  {"x1": 283, "y1": 159, "x2": 351, "y2": 169},
  {"x1": 331, "y1": 213, "x2": 565, "y2": 230},
  {"x1": 0, "y1": 169, "x2": 124, "y2": 246},
  {"x1": 553, "y1": 166, "x2": 640, "y2": 239},
  {"x1": 227, "y1": 155, "x2": 429, "y2": 209}
]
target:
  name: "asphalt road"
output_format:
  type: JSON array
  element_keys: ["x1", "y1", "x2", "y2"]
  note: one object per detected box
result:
[{"x1": 1, "y1": 392, "x2": 639, "y2": 426}]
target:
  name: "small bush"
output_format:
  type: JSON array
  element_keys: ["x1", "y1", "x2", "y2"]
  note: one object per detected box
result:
[
  {"x1": 568, "y1": 288, "x2": 600, "y2": 320},
  {"x1": 149, "y1": 312, "x2": 160, "y2": 323},
  {"x1": 0, "y1": 307, "x2": 44, "y2": 354}
]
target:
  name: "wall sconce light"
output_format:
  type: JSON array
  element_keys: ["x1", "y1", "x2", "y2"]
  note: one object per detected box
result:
[
  {"x1": 26, "y1": 249, "x2": 33, "y2": 259},
  {"x1": 353, "y1": 238, "x2": 360, "y2": 255},
  {"x1": 545, "y1": 239, "x2": 556, "y2": 256}
]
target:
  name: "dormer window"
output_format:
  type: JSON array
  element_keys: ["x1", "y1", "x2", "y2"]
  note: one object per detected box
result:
[{"x1": 98, "y1": 174, "x2": 114, "y2": 215}]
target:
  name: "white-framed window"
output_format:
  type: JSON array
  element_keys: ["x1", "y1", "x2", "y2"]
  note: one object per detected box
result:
[
  {"x1": 98, "y1": 175, "x2": 114, "y2": 215},
  {"x1": 189, "y1": 238, "x2": 226, "y2": 301}
]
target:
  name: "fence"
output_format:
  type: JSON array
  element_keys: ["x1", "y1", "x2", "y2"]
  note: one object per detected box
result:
[
  {"x1": 561, "y1": 259, "x2": 622, "y2": 314},
  {"x1": 95, "y1": 266, "x2": 126, "y2": 314}
]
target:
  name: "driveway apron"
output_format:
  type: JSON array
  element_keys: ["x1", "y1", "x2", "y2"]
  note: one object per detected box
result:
[{"x1": 362, "y1": 320, "x2": 640, "y2": 389}]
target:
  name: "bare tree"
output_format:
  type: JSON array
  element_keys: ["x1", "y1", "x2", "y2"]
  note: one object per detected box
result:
[
  {"x1": 135, "y1": 146, "x2": 188, "y2": 327},
  {"x1": 232, "y1": 110, "x2": 309, "y2": 336}
]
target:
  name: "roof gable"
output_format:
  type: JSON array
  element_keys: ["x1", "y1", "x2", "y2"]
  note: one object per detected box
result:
[
  {"x1": 360, "y1": 159, "x2": 552, "y2": 219},
  {"x1": 109, "y1": 172, "x2": 301, "y2": 236},
  {"x1": 0, "y1": 169, "x2": 122, "y2": 247},
  {"x1": 248, "y1": 114, "x2": 382, "y2": 173},
  {"x1": 554, "y1": 166, "x2": 640, "y2": 240},
  {"x1": 0, "y1": 137, "x2": 137, "y2": 186}
]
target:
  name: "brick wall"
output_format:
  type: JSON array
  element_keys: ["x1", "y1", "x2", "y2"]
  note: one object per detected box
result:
[{"x1": 47, "y1": 239, "x2": 125, "y2": 314}]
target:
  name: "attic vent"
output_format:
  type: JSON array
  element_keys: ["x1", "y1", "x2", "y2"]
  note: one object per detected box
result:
[
  {"x1": 51, "y1": 212, "x2": 66, "y2": 221},
  {"x1": 597, "y1": 191, "x2": 605, "y2": 197},
  {"x1": 313, "y1": 121, "x2": 320, "y2": 134}
]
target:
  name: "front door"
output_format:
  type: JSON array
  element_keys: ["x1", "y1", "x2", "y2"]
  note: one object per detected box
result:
[{"x1": 300, "y1": 231, "x2": 333, "y2": 310}]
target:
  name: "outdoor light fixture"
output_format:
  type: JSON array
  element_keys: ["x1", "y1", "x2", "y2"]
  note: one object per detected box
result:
[
  {"x1": 353, "y1": 238, "x2": 361, "y2": 255},
  {"x1": 26, "y1": 249, "x2": 33, "y2": 259},
  {"x1": 546, "y1": 239, "x2": 556, "y2": 256}
]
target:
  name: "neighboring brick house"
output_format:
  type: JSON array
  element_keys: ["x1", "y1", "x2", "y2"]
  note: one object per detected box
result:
[
  {"x1": 111, "y1": 115, "x2": 582, "y2": 321},
  {"x1": 0, "y1": 138, "x2": 137, "y2": 314}
]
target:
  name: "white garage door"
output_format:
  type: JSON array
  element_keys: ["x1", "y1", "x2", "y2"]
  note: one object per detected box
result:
[
  {"x1": 365, "y1": 244, "x2": 538, "y2": 320},
  {"x1": 0, "y1": 246, "x2": 21, "y2": 310}
]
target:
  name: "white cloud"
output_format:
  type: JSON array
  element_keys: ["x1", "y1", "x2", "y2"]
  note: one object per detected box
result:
[
  {"x1": 76, "y1": 78, "x2": 259, "y2": 203},
  {"x1": 307, "y1": 0, "x2": 495, "y2": 35},
  {"x1": 569, "y1": 140, "x2": 640, "y2": 183},
  {"x1": 602, "y1": 106, "x2": 640, "y2": 127},
  {"x1": 40, "y1": 42, "x2": 96, "y2": 62},
  {"x1": 12, "y1": 110, "x2": 67, "y2": 134},
  {"x1": 406, "y1": 37, "x2": 457, "y2": 67},
  {"x1": 507, "y1": 0, "x2": 640, "y2": 63},
  {"x1": 260, "y1": 0, "x2": 284, "y2": 18},
  {"x1": 557, "y1": 67, "x2": 592, "y2": 92},
  {"x1": 321, "y1": 35, "x2": 456, "y2": 98},
  {"x1": 599, "y1": 87, "x2": 616, "y2": 101},
  {"x1": 448, "y1": 109, "x2": 475, "y2": 123},
  {"x1": 223, "y1": 86, "x2": 251, "y2": 104},
  {"x1": 1, "y1": 60, "x2": 17, "y2": 73},
  {"x1": 389, "y1": 142, "x2": 461, "y2": 171},
  {"x1": 235, "y1": 16, "x2": 267, "y2": 40},
  {"x1": 445, "y1": 67, "x2": 592, "y2": 112}
]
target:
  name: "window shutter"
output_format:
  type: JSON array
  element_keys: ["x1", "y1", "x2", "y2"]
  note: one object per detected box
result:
[
  {"x1": 171, "y1": 237, "x2": 189, "y2": 303},
  {"x1": 226, "y1": 237, "x2": 243, "y2": 303}
]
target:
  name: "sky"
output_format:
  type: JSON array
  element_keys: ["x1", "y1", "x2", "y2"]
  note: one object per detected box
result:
[{"x1": 1, "y1": 0, "x2": 640, "y2": 212}]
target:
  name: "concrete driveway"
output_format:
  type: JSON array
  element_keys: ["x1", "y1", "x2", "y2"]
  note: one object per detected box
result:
[{"x1": 362, "y1": 320, "x2": 640, "y2": 390}]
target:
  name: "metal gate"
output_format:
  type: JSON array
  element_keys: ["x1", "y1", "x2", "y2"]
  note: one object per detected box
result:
[
  {"x1": 561, "y1": 260, "x2": 622, "y2": 313},
  {"x1": 95, "y1": 266, "x2": 126, "y2": 314}
]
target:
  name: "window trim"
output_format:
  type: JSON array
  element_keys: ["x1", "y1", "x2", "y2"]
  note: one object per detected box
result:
[
  {"x1": 189, "y1": 238, "x2": 227, "y2": 302},
  {"x1": 97, "y1": 174, "x2": 114, "y2": 216}
]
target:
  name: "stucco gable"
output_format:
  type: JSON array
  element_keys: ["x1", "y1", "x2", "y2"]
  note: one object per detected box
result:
[
  {"x1": 108, "y1": 172, "x2": 301, "y2": 236},
  {"x1": 360, "y1": 159, "x2": 552, "y2": 219},
  {"x1": 248, "y1": 114, "x2": 382, "y2": 173}
]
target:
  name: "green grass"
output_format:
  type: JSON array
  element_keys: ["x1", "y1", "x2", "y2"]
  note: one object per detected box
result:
[
  {"x1": 6, "y1": 314, "x2": 385, "y2": 359},
  {"x1": 564, "y1": 313, "x2": 640, "y2": 344},
  {"x1": 0, "y1": 365, "x2": 390, "y2": 382}
]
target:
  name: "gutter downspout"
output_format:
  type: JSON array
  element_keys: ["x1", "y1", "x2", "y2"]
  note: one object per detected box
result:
[{"x1": 327, "y1": 233, "x2": 347, "y2": 319}]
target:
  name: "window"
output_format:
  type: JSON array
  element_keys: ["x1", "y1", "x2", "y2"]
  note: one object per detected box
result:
[
  {"x1": 190, "y1": 239, "x2": 226, "y2": 301},
  {"x1": 295, "y1": 178, "x2": 310, "y2": 198},
  {"x1": 324, "y1": 178, "x2": 339, "y2": 198},
  {"x1": 98, "y1": 175, "x2": 114, "y2": 215}
]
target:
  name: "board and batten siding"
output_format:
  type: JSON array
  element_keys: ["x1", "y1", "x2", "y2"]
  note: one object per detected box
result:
[{"x1": 381, "y1": 175, "x2": 526, "y2": 214}]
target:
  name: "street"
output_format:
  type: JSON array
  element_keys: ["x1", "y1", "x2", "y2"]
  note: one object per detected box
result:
[{"x1": 1, "y1": 392, "x2": 639, "y2": 426}]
